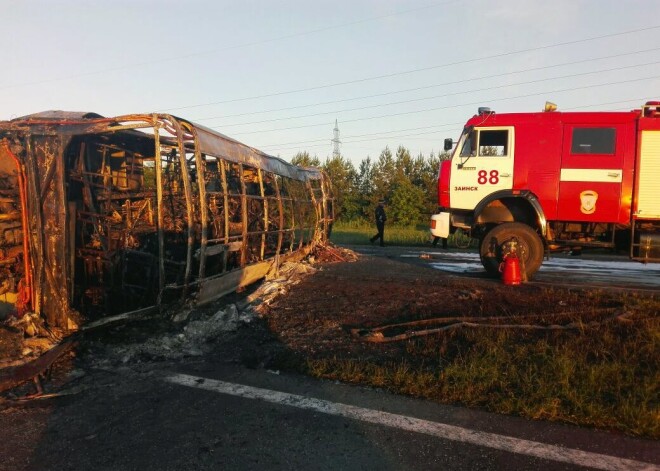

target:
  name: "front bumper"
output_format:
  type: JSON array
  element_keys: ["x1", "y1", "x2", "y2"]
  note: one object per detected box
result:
[{"x1": 430, "y1": 212, "x2": 450, "y2": 238}]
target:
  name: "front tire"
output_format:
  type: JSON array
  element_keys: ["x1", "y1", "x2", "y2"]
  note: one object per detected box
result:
[{"x1": 479, "y1": 222, "x2": 544, "y2": 279}]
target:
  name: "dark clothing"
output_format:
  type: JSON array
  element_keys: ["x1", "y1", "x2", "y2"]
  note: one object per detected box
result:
[
  {"x1": 371, "y1": 221, "x2": 385, "y2": 246},
  {"x1": 432, "y1": 236, "x2": 448, "y2": 249},
  {"x1": 375, "y1": 205, "x2": 386, "y2": 224},
  {"x1": 370, "y1": 205, "x2": 387, "y2": 246}
]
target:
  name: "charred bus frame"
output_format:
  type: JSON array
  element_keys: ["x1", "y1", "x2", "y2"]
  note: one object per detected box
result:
[{"x1": 0, "y1": 112, "x2": 333, "y2": 329}]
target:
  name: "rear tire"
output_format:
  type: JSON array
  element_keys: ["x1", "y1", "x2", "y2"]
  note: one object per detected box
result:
[{"x1": 479, "y1": 222, "x2": 544, "y2": 279}]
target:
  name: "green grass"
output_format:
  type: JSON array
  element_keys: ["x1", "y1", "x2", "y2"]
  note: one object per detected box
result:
[
  {"x1": 284, "y1": 227, "x2": 660, "y2": 437},
  {"x1": 330, "y1": 220, "x2": 474, "y2": 247},
  {"x1": 302, "y1": 298, "x2": 660, "y2": 438}
]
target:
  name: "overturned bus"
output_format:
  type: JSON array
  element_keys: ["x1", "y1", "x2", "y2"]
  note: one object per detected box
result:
[{"x1": 0, "y1": 112, "x2": 333, "y2": 330}]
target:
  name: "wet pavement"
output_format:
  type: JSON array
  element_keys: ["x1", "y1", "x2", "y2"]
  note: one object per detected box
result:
[{"x1": 352, "y1": 246, "x2": 660, "y2": 291}]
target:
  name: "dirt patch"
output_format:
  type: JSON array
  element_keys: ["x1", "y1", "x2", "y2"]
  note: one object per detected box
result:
[
  {"x1": 263, "y1": 251, "x2": 629, "y2": 362},
  {"x1": 0, "y1": 326, "x2": 23, "y2": 365},
  {"x1": 259, "y1": 247, "x2": 659, "y2": 437}
]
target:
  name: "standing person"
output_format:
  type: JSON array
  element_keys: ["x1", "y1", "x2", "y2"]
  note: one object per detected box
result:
[{"x1": 370, "y1": 200, "x2": 387, "y2": 246}]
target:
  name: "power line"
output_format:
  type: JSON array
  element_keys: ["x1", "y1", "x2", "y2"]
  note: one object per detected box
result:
[
  {"x1": 191, "y1": 47, "x2": 660, "y2": 121},
  {"x1": 264, "y1": 97, "x2": 656, "y2": 154},
  {"x1": 206, "y1": 60, "x2": 660, "y2": 128},
  {"x1": 260, "y1": 95, "x2": 656, "y2": 152},
  {"x1": 564, "y1": 97, "x2": 657, "y2": 110},
  {"x1": 228, "y1": 75, "x2": 660, "y2": 136},
  {"x1": 261, "y1": 123, "x2": 463, "y2": 148},
  {"x1": 0, "y1": 0, "x2": 458, "y2": 91},
  {"x1": 164, "y1": 24, "x2": 660, "y2": 112}
]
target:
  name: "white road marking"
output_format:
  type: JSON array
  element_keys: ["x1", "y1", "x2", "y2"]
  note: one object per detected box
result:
[{"x1": 166, "y1": 373, "x2": 658, "y2": 471}]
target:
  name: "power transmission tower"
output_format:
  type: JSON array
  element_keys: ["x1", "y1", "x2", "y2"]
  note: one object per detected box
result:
[{"x1": 331, "y1": 119, "x2": 341, "y2": 158}]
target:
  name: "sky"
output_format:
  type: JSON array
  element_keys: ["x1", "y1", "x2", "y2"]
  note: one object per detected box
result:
[{"x1": 2, "y1": 0, "x2": 660, "y2": 166}]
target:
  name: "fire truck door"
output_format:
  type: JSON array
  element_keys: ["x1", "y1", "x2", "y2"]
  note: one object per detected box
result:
[
  {"x1": 450, "y1": 127, "x2": 514, "y2": 210},
  {"x1": 558, "y1": 125, "x2": 625, "y2": 223}
]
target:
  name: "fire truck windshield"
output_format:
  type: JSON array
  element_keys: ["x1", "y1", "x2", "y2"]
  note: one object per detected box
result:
[{"x1": 456, "y1": 126, "x2": 476, "y2": 167}]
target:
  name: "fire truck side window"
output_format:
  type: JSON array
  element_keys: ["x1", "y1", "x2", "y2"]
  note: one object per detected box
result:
[
  {"x1": 478, "y1": 130, "x2": 509, "y2": 156},
  {"x1": 570, "y1": 128, "x2": 616, "y2": 155}
]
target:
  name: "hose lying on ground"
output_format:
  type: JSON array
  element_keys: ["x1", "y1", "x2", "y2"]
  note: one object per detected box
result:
[{"x1": 351, "y1": 309, "x2": 632, "y2": 343}]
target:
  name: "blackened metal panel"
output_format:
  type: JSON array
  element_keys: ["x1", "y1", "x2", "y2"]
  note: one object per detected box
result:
[
  {"x1": 1, "y1": 113, "x2": 324, "y2": 183},
  {"x1": 190, "y1": 122, "x2": 323, "y2": 182},
  {"x1": 25, "y1": 134, "x2": 76, "y2": 328},
  {"x1": 15, "y1": 111, "x2": 104, "y2": 121},
  {"x1": 196, "y1": 261, "x2": 272, "y2": 305}
]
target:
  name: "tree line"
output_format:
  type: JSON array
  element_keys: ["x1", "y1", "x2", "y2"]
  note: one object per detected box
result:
[{"x1": 291, "y1": 146, "x2": 450, "y2": 225}]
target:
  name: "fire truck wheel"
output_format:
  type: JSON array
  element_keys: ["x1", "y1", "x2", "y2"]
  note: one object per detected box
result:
[{"x1": 479, "y1": 222, "x2": 544, "y2": 279}]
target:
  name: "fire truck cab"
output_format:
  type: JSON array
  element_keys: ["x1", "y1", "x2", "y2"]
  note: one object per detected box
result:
[{"x1": 431, "y1": 101, "x2": 660, "y2": 278}]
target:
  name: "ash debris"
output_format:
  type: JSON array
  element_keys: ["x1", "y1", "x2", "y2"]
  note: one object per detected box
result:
[
  {"x1": 0, "y1": 313, "x2": 61, "y2": 368},
  {"x1": 0, "y1": 245, "x2": 356, "y2": 399},
  {"x1": 80, "y1": 261, "x2": 320, "y2": 367}
]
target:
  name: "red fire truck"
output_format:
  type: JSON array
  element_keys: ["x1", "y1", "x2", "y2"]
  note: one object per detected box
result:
[{"x1": 431, "y1": 101, "x2": 660, "y2": 278}]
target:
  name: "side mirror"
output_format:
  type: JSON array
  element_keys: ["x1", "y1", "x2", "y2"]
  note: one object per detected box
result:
[{"x1": 444, "y1": 138, "x2": 453, "y2": 151}]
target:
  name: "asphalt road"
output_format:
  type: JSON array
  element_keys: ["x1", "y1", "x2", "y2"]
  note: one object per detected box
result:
[
  {"x1": 2, "y1": 362, "x2": 658, "y2": 471},
  {"x1": 351, "y1": 245, "x2": 660, "y2": 291}
]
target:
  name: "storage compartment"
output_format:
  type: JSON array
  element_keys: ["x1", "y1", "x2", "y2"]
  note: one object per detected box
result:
[{"x1": 635, "y1": 231, "x2": 660, "y2": 260}]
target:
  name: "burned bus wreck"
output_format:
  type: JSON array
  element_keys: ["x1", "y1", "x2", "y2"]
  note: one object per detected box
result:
[{"x1": 0, "y1": 112, "x2": 333, "y2": 330}]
